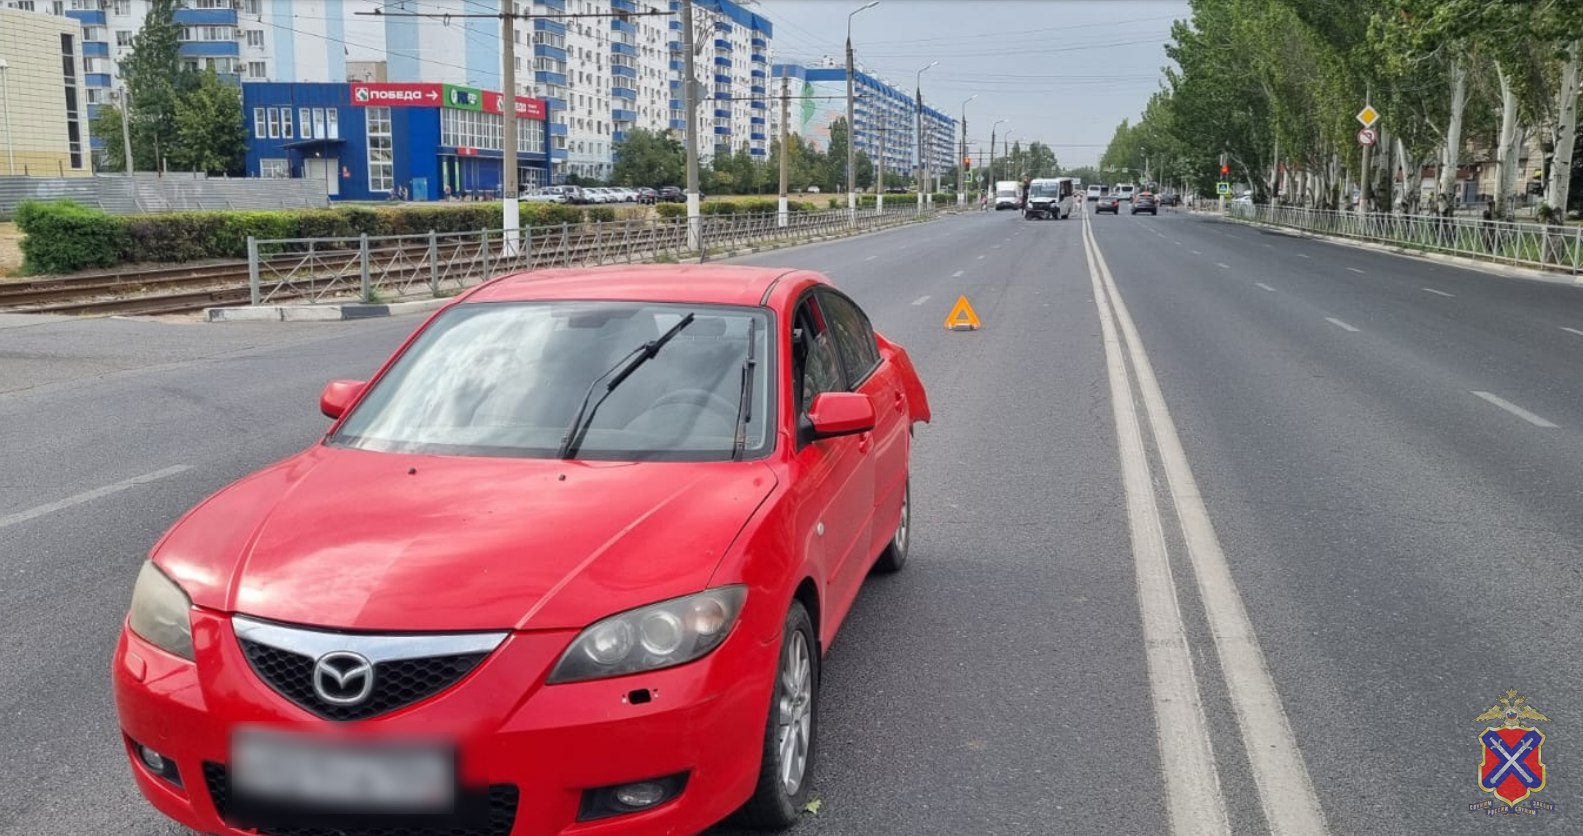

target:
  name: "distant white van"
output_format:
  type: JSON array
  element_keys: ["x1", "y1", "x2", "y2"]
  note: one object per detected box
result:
[
  {"x1": 993, "y1": 181, "x2": 1021, "y2": 210},
  {"x1": 1086, "y1": 184, "x2": 1109, "y2": 201},
  {"x1": 1115, "y1": 183, "x2": 1137, "y2": 201},
  {"x1": 1024, "y1": 177, "x2": 1075, "y2": 220}
]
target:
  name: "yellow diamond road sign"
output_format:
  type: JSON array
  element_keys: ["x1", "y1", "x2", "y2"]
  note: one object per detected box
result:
[{"x1": 1356, "y1": 105, "x2": 1380, "y2": 128}]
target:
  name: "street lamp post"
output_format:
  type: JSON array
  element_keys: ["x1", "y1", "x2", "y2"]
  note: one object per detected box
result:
[
  {"x1": 989, "y1": 118, "x2": 1007, "y2": 195},
  {"x1": 1003, "y1": 129, "x2": 1015, "y2": 183},
  {"x1": 958, "y1": 94, "x2": 975, "y2": 206},
  {"x1": 0, "y1": 60, "x2": 14, "y2": 176},
  {"x1": 112, "y1": 86, "x2": 135, "y2": 175},
  {"x1": 914, "y1": 60, "x2": 936, "y2": 210},
  {"x1": 846, "y1": 1, "x2": 878, "y2": 222}
]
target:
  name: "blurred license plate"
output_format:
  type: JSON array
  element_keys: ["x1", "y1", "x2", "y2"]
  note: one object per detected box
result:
[{"x1": 231, "y1": 728, "x2": 454, "y2": 812}]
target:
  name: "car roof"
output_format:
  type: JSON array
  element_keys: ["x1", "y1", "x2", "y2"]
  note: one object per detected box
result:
[{"x1": 461, "y1": 264, "x2": 815, "y2": 307}]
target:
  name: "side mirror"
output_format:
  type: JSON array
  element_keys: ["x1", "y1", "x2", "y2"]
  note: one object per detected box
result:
[
  {"x1": 319, "y1": 379, "x2": 366, "y2": 420},
  {"x1": 805, "y1": 392, "x2": 875, "y2": 440}
]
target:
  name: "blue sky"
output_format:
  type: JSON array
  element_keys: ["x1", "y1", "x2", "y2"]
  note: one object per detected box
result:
[{"x1": 756, "y1": 0, "x2": 1189, "y2": 167}]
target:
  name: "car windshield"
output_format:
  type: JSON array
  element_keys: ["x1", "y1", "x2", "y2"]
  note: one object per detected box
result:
[
  {"x1": 330, "y1": 301, "x2": 774, "y2": 461},
  {"x1": 1030, "y1": 183, "x2": 1061, "y2": 197}
]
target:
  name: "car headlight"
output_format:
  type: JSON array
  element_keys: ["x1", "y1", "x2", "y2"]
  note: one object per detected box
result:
[
  {"x1": 548, "y1": 586, "x2": 747, "y2": 684},
  {"x1": 127, "y1": 561, "x2": 195, "y2": 661}
]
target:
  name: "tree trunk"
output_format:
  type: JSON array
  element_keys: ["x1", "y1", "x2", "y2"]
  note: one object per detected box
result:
[
  {"x1": 1544, "y1": 40, "x2": 1579, "y2": 220},
  {"x1": 1439, "y1": 56, "x2": 1468, "y2": 214},
  {"x1": 1494, "y1": 63, "x2": 1520, "y2": 220}
]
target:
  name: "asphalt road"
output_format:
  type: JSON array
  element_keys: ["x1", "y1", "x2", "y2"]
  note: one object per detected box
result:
[{"x1": 1, "y1": 202, "x2": 1580, "y2": 835}]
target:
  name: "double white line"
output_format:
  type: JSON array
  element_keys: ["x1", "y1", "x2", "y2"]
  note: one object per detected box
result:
[{"x1": 1082, "y1": 215, "x2": 1328, "y2": 836}]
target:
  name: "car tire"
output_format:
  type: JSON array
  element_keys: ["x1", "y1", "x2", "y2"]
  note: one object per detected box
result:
[
  {"x1": 735, "y1": 601, "x2": 819, "y2": 832},
  {"x1": 873, "y1": 479, "x2": 910, "y2": 573}
]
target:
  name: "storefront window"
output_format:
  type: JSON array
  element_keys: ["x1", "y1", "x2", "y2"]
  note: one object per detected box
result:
[{"x1": 366, "y1": 107, "x2": 393, "y2": 192}]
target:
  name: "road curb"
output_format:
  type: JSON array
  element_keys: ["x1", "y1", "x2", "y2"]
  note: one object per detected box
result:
[
  {"x1": 206, "y1": 297, "x2": 451, "y2": 323},
  {"x1": 1230, "y1": 219, "x2": 1583, "y2": 287}
]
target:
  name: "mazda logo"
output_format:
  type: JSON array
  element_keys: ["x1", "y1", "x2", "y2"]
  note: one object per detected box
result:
[{"x1": 312, "y1": 651, "x2": 375, "y2": 706}]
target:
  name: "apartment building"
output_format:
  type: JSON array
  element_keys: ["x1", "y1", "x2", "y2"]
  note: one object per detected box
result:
[
  {"x1": 0, "y1": 5, "x2": 92, "y2": 175},
  {"x1": 6, "y1": 0, "x2": 772, "y2": 182},
  {"x1": 771, "y1": 61, "x2": 957, "y2": 186}
]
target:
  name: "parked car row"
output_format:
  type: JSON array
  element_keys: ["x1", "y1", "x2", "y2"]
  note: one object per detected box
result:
[{"x1": 522, "y1": 186, "x2": 689, "y2": 206}]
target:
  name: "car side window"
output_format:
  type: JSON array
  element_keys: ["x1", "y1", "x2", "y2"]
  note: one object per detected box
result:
[
  {"x1": 817, "y1": 291, "x2": 881, "y2": 387},
  {"x1": 793, "y1": 297, "x2": 845, "y2": 416}
]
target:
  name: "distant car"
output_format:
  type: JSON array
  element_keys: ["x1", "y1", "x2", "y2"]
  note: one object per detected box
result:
[
  {"x1": 1158, "y1": 193, "x2": 1181, "y2": 207},
  {"x1": 804, "y1": 185, "x2": 821, "y2": 194},
  {"x1": 883, "y1": 186, "x2": 908, "y2": 194},
  {"x1": 1095, "y1": 195, "x2": 1122, "y2": 214},
  {"x1": 554, "y1": 185, "x2": 589, "y2": 205},
  {"x1": 1130, "y1": 192, "x2": 1158, "y2": 215},
  {"x1": 520, "y1": 188, "x2": 565, "y2": 204},
  {"x1": 636, "y1": 187, "x2": 658, "y2": 204},
  {"x1": 657, "y1": 186, "x2": 685, "y2": 203}
]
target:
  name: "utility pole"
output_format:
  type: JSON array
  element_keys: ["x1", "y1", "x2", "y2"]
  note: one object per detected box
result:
[
  {"x1": 777, "y1": 70, "x2": 790, "y2": 227},
  {"x1": 845, "y1": 2, "x2": 877, "y2": 221},
  {"x1": 915, "y1": 89, "x2": 924, "y2": 208},
  {"x1": 682, "y1": 0, "x2": 701, "y2": 249},
  {"x1": 114, "y1": 83, "x2": 134, "y2": 175},
  {"x1": 876, "y1": 106, "x2": 886, "y2": 212},
  {"x1": 501, "y1": 0, "x2": 520, "y2": 257}
]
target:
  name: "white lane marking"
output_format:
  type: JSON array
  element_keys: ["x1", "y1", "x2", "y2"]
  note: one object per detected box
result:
[
  {"x1": 1472, "y1": 391, "x2": 1558, "y2": 428},
  {"x1": 1325, "y1": 317, "x2": 1360, "y2": 332},
  {"x1": 0, "y1": 465, "x2": 193, "y2": 531},
  {"x1": 1296, "y1": 253, "x2": 1311, "y2": 259},
  {"x1": 1563, "y1": 327, "x2": 1583, "y2": 337},
  {"x1": 1174, "y1": 240, "x2": 1183, "y2": 245},
  {"x1": 1215, "y1": 262, "x2": 1231, "y2": 270},
  {"x1": 864, "y1": 255, "x2": 878, "y2": 261},
  {"x1": 1191, "y1": 250, "x2": 1202, "y2": 255},
  {"x1": 1263, "y1": 243, "x2": 1273, "y2": 248},
  {"x1": 1081, "y1": 215, "x2": 1231, "y2": 836},
  {"x1": 977, "y1": 254, "x2": 985, "y2": 260},
  {"x1": 911, "y1": 295, "x2": 931, "y2": 306},
  {"x1": 952, "y1": 269, "x2": 965, "y2": 278},
  {"x1": 1346, "y1": 267, "x2": 1366, "y2": 274},
  {"x1": 1255, "y1": 283, "x2": 1277, "y2": 293},
  {"x1": 1085, "y1": 214, "x2": 1331, "y2": 836},
  {"x1": 1422, "y1": 288, "x2": 1454, "y2": 297}
]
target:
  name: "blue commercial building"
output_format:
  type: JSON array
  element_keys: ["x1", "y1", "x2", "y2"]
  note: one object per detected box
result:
[{"x1": 243, "y1": 82, "x2": 555, "y2": 202}]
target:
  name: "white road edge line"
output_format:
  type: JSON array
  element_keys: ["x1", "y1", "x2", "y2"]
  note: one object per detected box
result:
[
  {"x1": 1090, "y1": 214, "x2": 1332, "y2": 835},
  {"x1": 1346, "y1": 267, "x2": 1366, "y2": 274},
  {"x1": 1472, "y1": 391, "x2": 1558, "y2": 428},
  {"x1": 1325, "y1": 317, "x2": 1360, "y2": 333},
  {"x1": 0, "y1": 464, "x2": 193, "y2": 531},
  {"x1": 1081, "y1": 214, "x2": 1231, "y2": 836},
  {"x1": 1563, "y1": 327, "x2": 1583, "y2": 337},
  {"x1": 1422, "y1": 288, "x2": 1454, "y2": 297},
  {"x1": 1255, "y1": 283, "x2": 1277, "y2": 293},
  {"x1": 911, "y1": 295, "x2": 931, "y2": 306}
]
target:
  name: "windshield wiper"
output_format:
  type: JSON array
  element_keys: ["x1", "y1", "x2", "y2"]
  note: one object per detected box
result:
[
  {"x1": 731, "y1": 317, "x2": 757, "y2": 460},
  {"x1": 557, "y1": 312, "x2": 696, "y2": 459}
]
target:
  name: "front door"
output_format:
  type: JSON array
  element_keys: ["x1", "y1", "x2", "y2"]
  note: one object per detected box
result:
[{"x1": 304, "y1": 158, "x2": 339, "y2": 197}]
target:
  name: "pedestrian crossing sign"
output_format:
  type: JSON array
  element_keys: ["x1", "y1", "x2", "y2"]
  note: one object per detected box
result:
[{"x1": 1216, "y1": 182, "x2": 1231, "y2": 196}]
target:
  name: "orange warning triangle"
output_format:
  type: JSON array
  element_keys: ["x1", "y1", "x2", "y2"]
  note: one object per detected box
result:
[{"x1": 944, "y1": 295, "x2": 981, "y2": 331}]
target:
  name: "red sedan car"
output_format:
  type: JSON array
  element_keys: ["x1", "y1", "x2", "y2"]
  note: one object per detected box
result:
[{"x1": 112, "y1": 265, "x2": 930, "y2": 835}]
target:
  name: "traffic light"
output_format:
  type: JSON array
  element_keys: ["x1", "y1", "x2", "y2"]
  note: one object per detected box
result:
[
  {"x1": 1220, "y1": 164, "x2": 1229, "y2": 176},
  {"x1": 964, "y1": 157, "x2": 972, "y2": 168}
]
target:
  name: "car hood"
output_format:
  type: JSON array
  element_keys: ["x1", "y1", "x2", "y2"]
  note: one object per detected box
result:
[{"x1": 154, "y1": 446, "x2": 776, "y2": 632}]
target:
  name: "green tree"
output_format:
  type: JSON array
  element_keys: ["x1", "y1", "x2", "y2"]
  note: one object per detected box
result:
[
  {"x1": 172, "y1": 71, "x2": 245, "y2": 175},
  {"x1": 1025, "y1": 142, "x2": 1060, "y2": 178},
  {"x1": 120, "y1": 0, "x2": 190, "y2": 171},
  {"x1": 90, "y1": 105, "x2": 130, "y2": 173},
  {"x1": 611, "y1": 128, "x2": 685, "y2": 186}
]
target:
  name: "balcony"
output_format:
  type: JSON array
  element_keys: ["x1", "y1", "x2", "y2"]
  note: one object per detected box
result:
[
  {"x1": 750, "y1": 85, "x2": 765, "y2": 95},
  {"x1": 751, "y1": 53, "x2": 767, "y2": 64},
  {"x1": 178, "y1": 40, "x2": 239, "y2": 58},
  {"x1": 669, "y1": 40, "x2": 682, "y2": 52},
  {"x1": 751, "y1": 37, "x2": 768, "y2": 49},
  {"x1": 612, "y1": 41, "x2": 636, "y2": 56},
  {"x1": 544, "y1": 96, "x2": 567, "y2": 110},
  {"x1": 611, "y1": 86, "x2": 638, "y2": 101},
  {"x1": 750, "y1": 115, "x2": 765, "y2": 125},
  {"x1": 549, "y1": 123, "x2": 568, "y2": 136},
  {"x1": 670, "y1": 20, "x2": 681, "y2": 30},
  {"x1": 669, "y1": 60, "x2": 683, "y2": 71},
  {"x1": 751, "y1": 68, "x2": 765, "y2": 78},
  {"x1": 534, "y1": 18, "x2": 567, "y2": 36},
  {"x1": 714, "y1": 56, "x2": 731, "y2": 67},
  {"x1": 535, "y1": 70, "x2": 569, "y2": 87},
  {"x1": 534, "y1": 44, "x2": 567, "y2": 61},
  {"x1": 537, "y1": 0, "x2": 567, "y2": 10},
  {"x1": 714, "y1": 73, "x2": 730, "y2": 84},
  {"x1": 749, "y1": 100, "x2": 766, "y2": 109},
  {"x1": 751, "y1": 147, "x2": 766, "y2": 157},
  {"x1": 714, "y1": 38, "x2": 732, "y2": 50},
  {"x1": 82, "y1": 41, "x2": 110, "y2": 58},
  {"x1": 551, "y1": 147, "x2": 569, "y2": 160},
  {"x1": 613, "y1": 0, "x2": 639, "y2": 12},
  {"x1": 613, "y1": 109, "x2": 637, "y2": 122},
  {"x1": 714, "y1": 21, "x2": 731, "y2": 33},
  {"x1": 612, "y1": 130, "x2": 628, "y2": 144},
  {"x1": 750, "y1": 132, "x2": 765, "y2": 141},
  {"x1": 714, "y1": 126, "x2": 731, "y2": 135},
  {"x1": 669, "y1": 80, "x2": 681, "y2": 91},
  {"x1": 669, "y1": 119, "x2": 687, "y2": 130},
  {"x1": 713, "y1": 91, "x2": 730, "y2": 100},
  {"x1": 714, "y1": 108, "x2": 730, "y2": 118},
  {"x1": 85, "y1": 72, "x2": 113, "y2": 88},
  {"x1": 612, "y1": 64, "x2": 637, "y2": 78},
  {"x1": 64, "y1": 9, "x2": 106, "y2": 26},
  {"x1": 669, "y1": 98, "x2": 682, "y2": 109},
  {"x1": 611, "y1": 18, "x2": 636, "y2": 34},
  {"x1": 172, "y1": 8, "x2": 237, "y2": 25}
]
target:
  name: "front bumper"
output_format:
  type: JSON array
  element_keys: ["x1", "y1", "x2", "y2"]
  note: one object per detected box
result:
[{"x1": 113, "y1": 610, "x2": 777, "y2": 835}]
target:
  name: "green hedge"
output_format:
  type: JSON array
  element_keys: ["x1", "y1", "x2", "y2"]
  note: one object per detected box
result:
[
  {"x1": 657, "y1": 200, "x2": 815, "y2": 220},
  {"x1": 14, "y1": 200, "x2": 128, "y2": 274},
  {"x1": 13, "y1": 200, "x2": 618, "y2": 272},
  {"x1": 932, "y1": 192, "x2": 953, "y2": 205}
]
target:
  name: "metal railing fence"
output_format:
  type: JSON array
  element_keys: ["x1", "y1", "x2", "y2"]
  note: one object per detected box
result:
[
  {"x1": 246, "y1": 207, "x2": 935, "y2": 305},
  {"x1": 1228, "y1": 204, "x2": 1583, "y2": 275}
]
